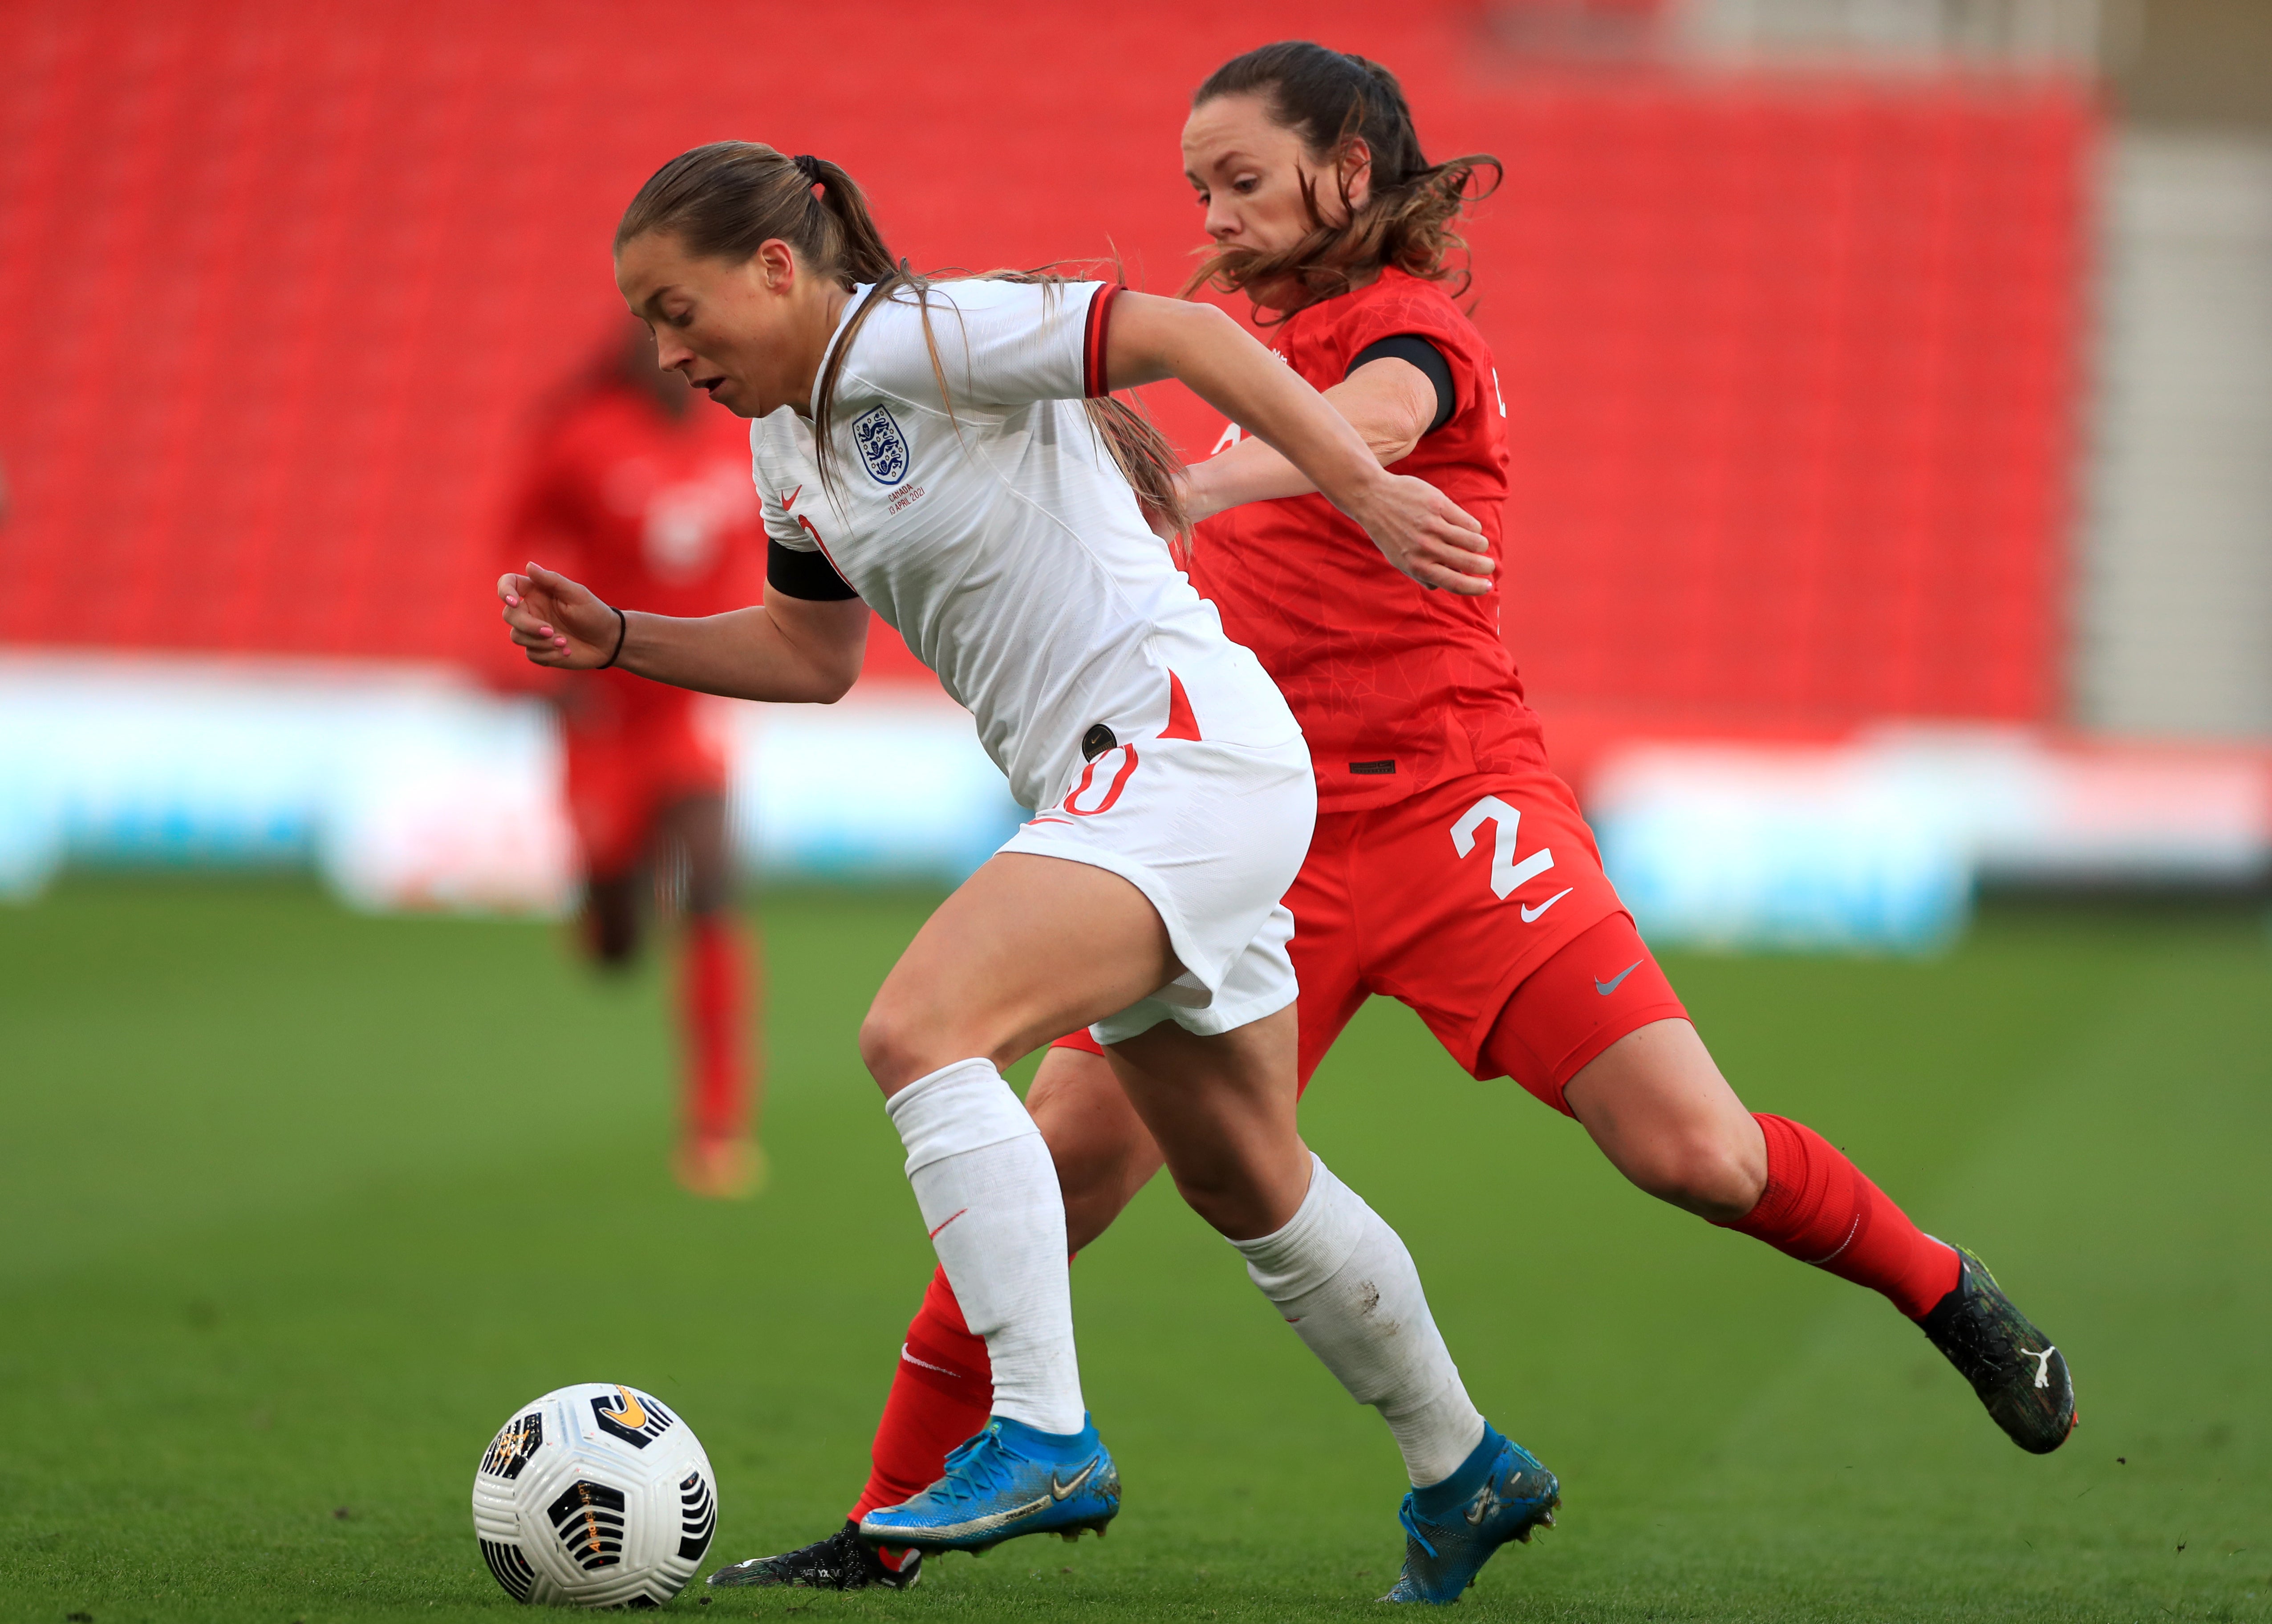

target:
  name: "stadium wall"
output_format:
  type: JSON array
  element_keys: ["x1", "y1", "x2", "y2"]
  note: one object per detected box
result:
[{"x1": 15, "y1": 1, "x2": 2246, "y2": 946}]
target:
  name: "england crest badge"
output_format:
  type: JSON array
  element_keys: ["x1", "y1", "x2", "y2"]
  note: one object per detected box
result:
[{"x1": 850, "y1": 405, "x2": 909, "y2": 487}]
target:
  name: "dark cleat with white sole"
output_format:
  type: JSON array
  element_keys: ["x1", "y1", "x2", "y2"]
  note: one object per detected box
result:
[
  {"x1": 708, "y1": 1520, "x2": 921, "y2": 1591},
  {"x1": 1919, "y1": 1244, "x2": 2077, "y2": 1454}
]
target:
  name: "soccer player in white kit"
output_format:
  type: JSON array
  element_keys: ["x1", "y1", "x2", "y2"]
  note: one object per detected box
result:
[{"x1": 499, "y1": 142, "x2": 1527, "y2": 1575}]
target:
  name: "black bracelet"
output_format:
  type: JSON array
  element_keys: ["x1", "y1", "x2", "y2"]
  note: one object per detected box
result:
[{"x1": 598, "y1": 605, "x2": 629, "y2": 669}]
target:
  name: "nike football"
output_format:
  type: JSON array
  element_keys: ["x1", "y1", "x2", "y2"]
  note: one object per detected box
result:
[{"x1": 471, "y1": 1383, "x2": 718, "y2": 1608}]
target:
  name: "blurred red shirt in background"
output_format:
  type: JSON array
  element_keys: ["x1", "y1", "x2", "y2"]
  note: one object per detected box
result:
[{"x1": 500, "y1": 335, "x2": 766, "y2": 874}]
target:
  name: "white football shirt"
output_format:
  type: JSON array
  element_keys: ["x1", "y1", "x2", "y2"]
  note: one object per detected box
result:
[{"x1": 754, "y1": 278, "x2": 1297, "y2": 811}]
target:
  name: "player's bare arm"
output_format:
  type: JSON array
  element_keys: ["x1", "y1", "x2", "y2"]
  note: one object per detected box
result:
[
  {"x1": 1103, "y1": 293, "x2": 1493, "y2": 594},
  {"x1": 499, "y1": 561, "x2": 868, "y2": 703},
  {"x1": 1178, "y1": 355, "x2": 1440, "y2": 524}
]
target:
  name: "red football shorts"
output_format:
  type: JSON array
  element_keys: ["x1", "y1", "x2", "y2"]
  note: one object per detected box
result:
[
  {"x1": 1051, "y1": 767, "x2": 1688, "y2": 1116},
  {"x1": 562, "y1": 699, "x2": 729, "y2": 880}
]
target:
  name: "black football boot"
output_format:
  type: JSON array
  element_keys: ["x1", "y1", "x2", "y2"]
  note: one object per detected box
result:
[
  {"x1": 1919, "y1": 1245, "x2": 2077, "y2": 1454},
  {"x1": 708, "y1": 1521, "x2": 922, "y2": 1591}
]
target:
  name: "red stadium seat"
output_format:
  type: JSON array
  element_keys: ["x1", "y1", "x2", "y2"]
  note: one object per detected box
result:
[{"x1": 0, "y1": 1, "x2": 2089, "y2": 729}]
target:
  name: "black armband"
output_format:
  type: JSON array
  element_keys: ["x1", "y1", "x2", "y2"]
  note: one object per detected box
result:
[
  {"x1": 1347, "y1": 334, "x2": 1457, "y2": 434},
  {"x1": 767, "y1": 537, "x2": 860, "y2": 601}
]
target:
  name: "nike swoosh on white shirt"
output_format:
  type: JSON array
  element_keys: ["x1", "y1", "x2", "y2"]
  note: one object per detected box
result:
[{"x1": 1520, "y1": 888, "x2": 1573, "y2": 924}]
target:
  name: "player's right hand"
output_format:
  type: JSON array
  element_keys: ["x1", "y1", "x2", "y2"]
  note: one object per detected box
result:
[
  {"x1": 499, "y1": 562, "x2": 619, "y2": 668},
  {"x1": 1341, "y1": 471, "x2": 1494, "y2": 596}
]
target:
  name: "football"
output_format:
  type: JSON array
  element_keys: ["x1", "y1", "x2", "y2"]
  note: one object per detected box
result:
[{"x1": 471, "y1": 1383, "x2": 718, "y2": 1608}]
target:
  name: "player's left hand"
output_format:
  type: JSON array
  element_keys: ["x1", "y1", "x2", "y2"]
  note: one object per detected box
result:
[
  {"x1": 499, "y1": 561, "x2": 621, "y2": 668},
  {"x1": 1341, "y1": 472, "x2": 1494, "y2": 595}
]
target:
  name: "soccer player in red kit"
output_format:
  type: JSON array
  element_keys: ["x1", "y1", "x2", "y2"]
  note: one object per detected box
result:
[
  {"x1": 715, "y1": 43, "x2": 2076, "y2": 1596},
  {"x1": 503, "y1": 321, "x2": 767, "y2": 1198}
]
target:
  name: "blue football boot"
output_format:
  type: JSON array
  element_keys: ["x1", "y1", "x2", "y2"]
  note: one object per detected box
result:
[
  {"x1": 856, "y1": 1414, "x2": 1119, "y2": 1555},
  {"x1": 1381, "y1": 1424, "x2": 1559, "y2": 1603}
]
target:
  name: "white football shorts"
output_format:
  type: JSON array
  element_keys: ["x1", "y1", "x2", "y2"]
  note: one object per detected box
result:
[{"x1": 996, "y1": 730, "x2": 1316, "y2": 1043}]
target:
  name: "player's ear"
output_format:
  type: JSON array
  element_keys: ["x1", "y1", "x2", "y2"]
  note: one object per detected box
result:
[
  {"x1": 755, "y1": 238, "x2": 799, "y2": 295},
  {"x1": 1339, "y1": 137, "x2": 1374, "y2": 210}
]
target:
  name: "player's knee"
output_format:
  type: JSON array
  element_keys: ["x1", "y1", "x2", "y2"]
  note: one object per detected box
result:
[
  {"x1": 858, "y1": 994, "x2": 982, "y2": 1093},
  {"x1": 1163, "y1": 1168, "x2": 1244, "y2": 1236},
  {"x1": 856, "y1": 1003, "x2": 922, "y2": 1091},
  {"x1": 1622, "y1": 1123, "x2": 1764, "y2": 1222},
  {"x1": 1161, "y1": 1153, "x2": 1296, "y2": 1242}
]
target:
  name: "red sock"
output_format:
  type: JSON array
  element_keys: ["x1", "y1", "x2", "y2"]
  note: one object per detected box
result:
[
  {"x1": 679, "y1": 914, "x2": 755, "y2": 1142},
  {"x1": 849, "y1": 1266, "x2": 993, "y2": 1528},
  {"x1": 1723, "y1": 1114, "x2": 1961, "y2": 1320}
]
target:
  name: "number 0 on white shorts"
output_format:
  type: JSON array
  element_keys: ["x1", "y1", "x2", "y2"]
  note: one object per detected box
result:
[{"x1": 1000, "y1": 731, "x2": 1316, "y2": 1045}]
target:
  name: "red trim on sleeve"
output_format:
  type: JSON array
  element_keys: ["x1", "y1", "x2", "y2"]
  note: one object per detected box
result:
[
  {"x1": 1161, "y1": 670, "x2": 1202, "y2": 741},
  {"x1": 1082, "y1": 284, "x2": 1122, "y2": 399}
]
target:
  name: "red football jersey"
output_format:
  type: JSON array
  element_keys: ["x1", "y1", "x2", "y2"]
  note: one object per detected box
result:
[
  {"x1": 502, "y1": 380, "x2": 765, "y2": 731},
  {"x1": 1187, "y1": 268, "x2": 1545, "y2": 813}
]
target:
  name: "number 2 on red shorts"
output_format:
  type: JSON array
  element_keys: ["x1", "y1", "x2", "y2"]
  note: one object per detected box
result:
[{"x1": 1451, "y1": 795, "x2": 1566, "y2": 920}]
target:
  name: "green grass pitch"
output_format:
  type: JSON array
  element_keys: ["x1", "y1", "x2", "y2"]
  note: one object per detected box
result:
[{"x1": 2, "y1": 877, "x2": 2268, "y2": 1623}]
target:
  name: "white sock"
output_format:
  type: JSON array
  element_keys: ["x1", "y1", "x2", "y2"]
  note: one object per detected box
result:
[
  {"x1": 886, "y1": 1058, "x2": 1085, "y2": 1435},
  {"x1": 1231, "y1": 1154, "x2": 1486, "y2": 1486}
]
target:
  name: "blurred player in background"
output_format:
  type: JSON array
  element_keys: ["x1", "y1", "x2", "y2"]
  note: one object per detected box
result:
[
  {"x1": 728, "y1": 41, "x2": 2077, "y2": 1599},
  {"x1": 502, "y1": 320, "x2": 767, "y2": 1198}
]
